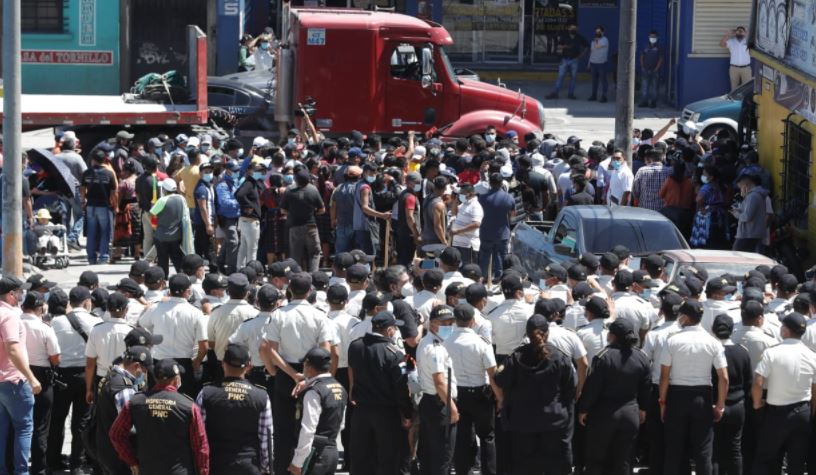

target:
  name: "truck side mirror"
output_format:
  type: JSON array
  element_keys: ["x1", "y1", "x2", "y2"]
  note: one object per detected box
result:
[
  {"x1": 421, "y1": 47, "x2": 433, "y2": 77},
  {"x1": 421, "y1": 75, "x2": 432, "y2": 89}
]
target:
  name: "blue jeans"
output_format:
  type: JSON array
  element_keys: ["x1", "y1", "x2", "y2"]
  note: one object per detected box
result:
[
  {"x1": 479, "y1": 238, "x2": 509, "y2": 281},
  {"x1": 66, "y1": 194, "x2": 83, "y2": 244},
  {"x1": 353, "y1": 230, "x2": 375, "y2": 256},
  {"x1": 554, "y1": 58, "x2": 580, "y2": 96},
  {"x1": 641, "y1": 70, "x2": 659, "y2": 103},
  {"x1": 334, "y1": 225, "x2": 355, "y2": 254},
  {"x1": 85, "y1": 206, "x2": 112, "y2": 264},
  {"x1": 590, "y1": 62, "x2": 608, "y2": 97},
  {"x1": 0, "y1": 381, "x2": 35, "y2": 475}
]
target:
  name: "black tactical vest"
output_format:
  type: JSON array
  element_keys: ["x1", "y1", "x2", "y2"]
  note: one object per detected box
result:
[
  {"x1": 95, "y1": 368, "x2": 135, "y2": 468},
  {"x1": 129, "y1": 388, "x2": 196, "y2": 475},
  {"x1": 298, "y1": 376, "x2": 348, "y2": 444},
  {"x1": 198, "y1": 377, "x2": 269, "y2": 474}
]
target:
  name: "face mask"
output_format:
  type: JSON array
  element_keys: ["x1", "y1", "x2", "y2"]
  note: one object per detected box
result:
[
  {"x1": 260, "y1": 42, "x2": 270, "y2": 50},
  {"x1": 649, "y1": 37, "x2": 657, "y2": 44},
  {"x1": 632, "y1": 138, "x2": 641, "y2": 146},
  {"x1": 485, "y1": 133, "x2": 496, "y2": 143},
  {"x1": 539, "y1": 279, "x2": 549, "y2": 291},
  {"x1": 365, "y1": 175, "x2": 376, "y2": 184},
  {"x1": 724, "y1": 294, "x2": 735, "y2": 302},
  {"x1": 595, "y1": 32, "x2": 602, "y2": 38},
  {"x1": 436, "y1": 325, "x2": 454, "y2": 341},
  {"x1": 202, "y1": 173, "x2": 213, "y2": 183},
  {"x1": 640, "y1": 289, "x2": 652, "y2": 300},
  {"x1": 43, "y1": 292, "x2": 50, "y2": 303},
  {"x1": 735, "y1": 34, "x2": 745, "y2": 41},
  {"x1": 401, "y1": 283, "x2": 414, "y2": 298},
  {"x1": 134, "y1": 372, "x2": 146, "y2": 388},
  {"x1": 238, "y1": 148, "x2": 245, "y2": 157},
  {"x1": 611, "y1": 160, "x2": 622, "y2": 170},
  {"x1": 200, "y1": 145, "x2": 210, "y2": 153},
  {"x1": 413, "y1": 183, "x2": 422, "y2": 193},
  {"x1": 287, "y1": 138, "x2": 296, "y2": 147},
  {"x1": 253, "y1": 172, "x2": 266, "y2": 181},
  {"x1": 701, "y1": 175, "x2": 710, "y2": 184},
  {"x1": 458, "y1": 194, "x2": 467, "y2": 204},
  {"x1": 283, "y1": 174, "x2": 294, "y2": 185}
]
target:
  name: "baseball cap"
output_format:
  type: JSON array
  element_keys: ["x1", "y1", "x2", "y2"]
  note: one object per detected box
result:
[
  {"x1": 69, "y1": 286, "x2": 92, "y2": 304},
  {"x1": 540, "y1": 264, "x2": 567, "y2": 282},
  {"x1": 579, "y1": 254, "x2": 600, "y2": 270},
  {"x1": 91, "y1": 288, "x2": 109, "y2": 310},
  {"x1": 779, "y1": 274, "x2": 799, "y2": 293},
  {"x1": 683, "y1": 276, "x2": 704, "y2": 297},
  {"x1": 600, "y1": 252, "x2": 620, "y2": 270},
  {"x1": 633, "y1": 270, "x2": 659, "y2": 288},
  {"x1": 429, "y1": 305, "x2": 455, "y2": 321},
  {"x1": 346, "y1": 264, "x2": 369, "y2": 283},
  {"x1": 769, "y1": 265, "x2": 789, "y2": 283},
  {"x1": 257, "y1": 285, "x2": 282, "y2": 308},
  {"x1": 453, "y1": 303, "x2": 475, "y2": 322},
  {"x1": 526, "y1": 314, "x2": 549, "y2": 333},
  {"x1": 160, "y1": 178, "x2": 178, "y2": 193},
  {"x1": 567, "y1": 265, "x2": 588, "y2": 282},
  {"x1": 227, "y1": 273, "x2": 251, "y2": 292},
  {"x1": 125, "y1": 327, "x2": 163, "y2": 347},
  {"x1": 613, "y1": 270, "x2": 634, "y2": 288},
  {"x1": 26, "y1": 274, "x2": 57, "y2": 290},
  {"x1": 683, "y1": 266, "x2": 708, "y2": 283},
  {"x1": 572, "y1": 282, "x2": 594, "y2": 300},
  {"x1": 406, "y1": 171, "x2": 422, "y2": 183},
  {"x1": 144, "y1": 266, "x2": 166, "y2": 285},
  {"x1": 154, "y1": 359, "x2": 185, "y2": 380},
  {"x1": 465, "y1": 283, "x2": 488, "y2": 302},
  {"x1": 311, "y1": 271, "x2": 330, "y2": 290},
  {"x1": 168, "y1": 274, "x2": 192, "y2": 294},
  {"x1": 501, "y1": 274, "x2": 524, "y2": 293},
  {"x1": 253, "y1": 136, "x2": 269, "y2": 148},
  {"x1": 333, "y1": 252, "x2": 355, "y2": 271},
  {"x1": 371, "y1": 310, "x2": 403, "y2": 328},
  {"x1": 108, "y1": 278, "x2": 143, "y2": 297},
  {"x1": 642, "y1": 254, "x2": 665, "y2": 271},
  {"x1": 302, "y1": 347, "x2": 332, "y2": 369},
  {"x1": 223, "y1": 343, "x2": 251, "y2": 368},
  {"x1": 123, "y1": 346, "x2": 153, "y2": 368},
  {"x1": 741, "y1": 300, "x2": 764, "y2": 320},
  {"x1": 609, "y1": 318, "x2": 637, "y2": 341},
  {"x1": 584, "y1": 296, "x2": 610, "y2": 319},
  {"x1": 741, "y1": 287, "x2": 764, "y2": 304},
  {"x1": 268, "y1": 261, "x2": 293, "y2": 278},
  {"x1": 116, "y1": 130, "x2": 135, "y2": 140},
  {"x1": 706, "y1": 277, "x2": 737, "y2": 295},
  {"x1": 612, "y1": 245, "x2": 630, "y2": 260},
  {"x1": 781, "y1": 312, "x2": 808, "y2": 335},
  {"x1": 226, "y1": 160, "x2": 241, "y2": 172},
  {"x1": 711, "y1": 314, "x2": 734, "y2": 339},
  {"x1": 660, "y1": 281, "x2": 691, "y2": 298},
  {"x1": 678, "y1": 300, "x2": 704, "y2": 320},
  {"x1": 107, "y1": 292, "x2": 129, "y2": 312},
  {"x1": 182, "y1": 254, "x2": 205, "y2": 274},
  {"x1": 422, "y1": 269, "x2": 445, "y2": 289},
  {"x1": 461, "y1": 264, "x2": 483, "y2": 282},
  {"x1": 326, "y1": 285, "x2": 349, "y2": 304},
  {"x1": 439, "y1": 247, "x2": 462, "y2": 267},
  {"x1": 148, "y1": 137, "x2": 165, "y2": 149},
  {"x1": 47, "y1": 289, "x2": 69, "y2": 309},
  {"x1": 129, "y1": 261, "x2": 151, "y2": 278},
  {"x1": 22, "y1": 291, "x2": 45, "y2": 309},
  {"x1": 79, "y1": 270, "x2": 99, "y2": 288},
  {"x1": 202, "y1": 273, "x2": 228, "y2": 293},
  {"x1": 288, "y1": 272, "x2": 313, "y2": 295}
]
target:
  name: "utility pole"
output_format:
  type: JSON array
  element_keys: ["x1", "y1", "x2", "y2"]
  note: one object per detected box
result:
[
  {"x1": 615, "y1": 0, "x2": 637, "y2": 163},
  {"x1": 2, "y1": 0, "x2": 23, "y2": 278}
]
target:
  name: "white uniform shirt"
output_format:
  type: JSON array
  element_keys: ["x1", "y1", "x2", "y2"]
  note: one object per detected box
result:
[
  {"x1": 344, "y1": 290, "x2": 367, "y2": 319},
  {"x1": 144, "y1": 289, "x2": 167, "y2": 305},
  {"x1": 291, "y1": 374, "x2": 346, "y2": 468},
  {"x1": 755, "y1": 339, "x2": 816, "y2": 406},
  {"x1": 564, "y1": 303, "x2": 588, "y2": 331},
  {"x1": 51, "y1": 310, "x2": 103, "y2": 368},
  {"x1": 547, "y1": 322, "x2": 587, "y2": 362},
  {"x1": 262, "y1": 300, "x2": 334, "y2": 363},
  {"x1": 207, "y1": 299, "x2": 258, "y2": 360},
  {"x1": 613, "y1": 292, "x2": 657, "y2": 331},
  {"x1": 444, "y1": 327, "x2": 495, "y2": 387},
  {"x1": 138, "y1": 297, "x2": 208, "y2": 360},
  {"x1": 726, "y1": 37, "x2": 750, "y2": 66},
  {"x1": 659, "y1": 325, "x2": 727, "y2": 386},
  {"x1": 803, "y1": 318, "x2": 816, "y2": 353},
  {"x1": 451, "y1": 198, "x2": 484, "y2": 251},
  {"x1": 607, "y1": 166, "x2": 634, "y2": 205},
  {"x1": 473, "y1": 308, "x2": 493, "y2": 344},
  {"x1": 642, "y1": 320, "x2": 682, "y2": 384},
  {"x1": 577, "y1": 319, "x2": 608, "y2": 364},
  {"x1": 767, "y1": 297, "x2": 792, "y2": 315},
  {"x1": 85, "y1": 319, "x2": 133, "y2": 376},
  {"x1": 125, "y1": 299, "x2": 145, "y2": 326},
  {"x1": 328, "y1": 310, "x2": 361, "y2": 368},
  {"x1": 229, "y1": 312, "x2": 274, "y2": 366},
  {"x1": 328, "y1": 277, "x2": 350, "y2": 294},
  {"x1": 413, "y1": 290, "x2": 440, "y2": 326},
  {"x1": 416, "y1": 332, "x2": 457, "y2": 397},
  {"x1": 190, "y1": 282, "x2": 206, "y2": 305},
  {"x1": 701, "y1": 299, "x2": 741, "y2": 334},
  {"x1": 437, "y1": 272, "x2": 475, "y2": 302},
  {"x1": 20, "y1": 314, "x2": 59, "y2": 367},
  {"x1": 597, "y1": 275, "x2": 615, "y2": 296},
  {"x1": 731, "y1": 324, "x2": 778, "y2": 371},
  {"x1": 488, "y1": 298, "x2": 534, "y2": 355}
]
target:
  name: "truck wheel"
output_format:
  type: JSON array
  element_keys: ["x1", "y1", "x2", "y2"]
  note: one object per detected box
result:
[
  {"x1": 701, "y1": 124, "x2": 737, "y2": 142},
  {"x1": 208, "y1": 107, "x2": 237, "y2": 129}
]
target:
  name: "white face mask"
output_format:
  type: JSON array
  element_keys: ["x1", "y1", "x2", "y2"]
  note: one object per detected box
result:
[
  {"x1": 458, "y1": 194, "x2": 467, "y2": 204},
  {"x1": 401, "y1": 283, "x2": 414, "y2": 298},
  {"x1": 649, "y1": 37, "x2": 657, "y2": 44}
]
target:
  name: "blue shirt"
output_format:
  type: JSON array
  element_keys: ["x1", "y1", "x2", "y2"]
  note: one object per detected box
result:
[
  {"x1": 641, "y1": 43, "x2": 663, "y2": 71},
  {"x1": 478, "y1": 188, "x2": 515, "y2": 241},
  {"x1": 193, "y1": 180, "x2": 215, "y2": 227},
  {"x1": 215, "y1": 174, "x2": 241, "y2": 219}
]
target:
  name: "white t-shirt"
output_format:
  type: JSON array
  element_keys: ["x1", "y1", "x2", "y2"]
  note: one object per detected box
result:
[
  {"x1": 726, "y1": 37, "x2": 750, "y2": 66},
  {"x1": 451, "y1": 198, "x2": 484, "y2": 251},
  {"x1": 607, "y1": 166, "x2": 634, "y2": 205}
]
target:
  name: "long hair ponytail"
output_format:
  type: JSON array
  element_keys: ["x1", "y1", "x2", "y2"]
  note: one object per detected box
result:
[{"x1": 528, "y1": 328, "x2": 551, "y2": 362}]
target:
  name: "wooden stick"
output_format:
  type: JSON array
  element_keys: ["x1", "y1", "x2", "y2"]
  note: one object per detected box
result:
[{"x1": 384, "y1": 219, "x2": 392, "y2": 268}]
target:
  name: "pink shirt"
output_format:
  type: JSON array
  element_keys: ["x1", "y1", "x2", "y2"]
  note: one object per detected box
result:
[{"x1": 0, "y1": 301, "x2": 26, "y2": 383}]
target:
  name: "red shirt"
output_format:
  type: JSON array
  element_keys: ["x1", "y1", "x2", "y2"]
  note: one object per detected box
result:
[
  {"x1": 109, "y1": 384, "x2": 210, "y2": 475},
  {"x1": 457, "y1": 169, "x2": 480, "y2": 185}
]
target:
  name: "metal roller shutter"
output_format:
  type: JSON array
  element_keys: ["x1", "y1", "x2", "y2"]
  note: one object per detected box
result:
[{"x1": 691, "y1": 0, "x2": 753, "y2": 56}]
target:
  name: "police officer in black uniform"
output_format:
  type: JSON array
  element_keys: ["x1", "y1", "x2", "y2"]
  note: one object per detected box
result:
[
  {"x1": 289, "y1": 347, "x2": 348, "y2": 475},
  {"x1": 109, "y1": 359, "x2": 210, "y2": 475},
  {"x1": 578, "y1": 318, "x2": 651, "y2": 475},
  {"x1": 94, "y1": 346, "x2": 152, "y2": 475},
  {"x1": 197, "y1": 343, "x2": 273, "y2": 475},
  {"x1": 347, "y1": 311, "x2": 412, "y2": 475}
]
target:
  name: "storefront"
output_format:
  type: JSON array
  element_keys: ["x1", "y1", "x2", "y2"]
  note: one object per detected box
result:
[{"x1": 751, "y1": 0, "x2": 816, "y2": 254}]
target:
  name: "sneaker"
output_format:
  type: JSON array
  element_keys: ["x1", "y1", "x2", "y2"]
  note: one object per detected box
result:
[
  {"x1": 567, "y1": 94, "x2": 577, "y2": 99},
  {"x1": 600, "y1": 96, "x2": 608, "y2": 103},
  {"x1": 545, "y1": 92, "x2": 558, "y2": 99},
  {"x1": 588, "y1": 95, "x2": 597, "y2": 101},
  {"x1": 67, "y1": 240, "x2": 81, "y2": 251}
]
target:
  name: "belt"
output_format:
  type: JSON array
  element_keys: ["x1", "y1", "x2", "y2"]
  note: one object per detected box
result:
[
  {"x1": 239, "y1": 216, "x2": 259, "y2": 222},
  {"x1": 731, "y1": 64, "x2": 750, "y2": 68},
  {"x1": 457, "y1": 385, "x2": 489, "y2": 394},
  {"x1": 312, "y1": 435, "x2": 337, "y2": 448},
  {"x1": 764, "y1": 400, "x2": 809, "y2": 410},
  {"x1": 668, "y1": 385, "x2": 711, "y2": 392}
]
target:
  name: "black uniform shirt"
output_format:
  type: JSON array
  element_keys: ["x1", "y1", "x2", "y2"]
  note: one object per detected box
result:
[
  {"x1": 578, "y1": 343, "x2": 652, "y2": 414},
  {"x1": 347, "y1": 333, "x2": 412, "y2": 418}
]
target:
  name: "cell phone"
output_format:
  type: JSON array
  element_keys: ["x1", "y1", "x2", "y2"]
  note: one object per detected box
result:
[{"x1": 420, "y1": 259, "x2": 438, "y2": 270}]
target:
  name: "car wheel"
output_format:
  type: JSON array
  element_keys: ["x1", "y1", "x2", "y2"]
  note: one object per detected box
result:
[{"x1": 701, "y1": 124, "x2": 737, "y2": 141}]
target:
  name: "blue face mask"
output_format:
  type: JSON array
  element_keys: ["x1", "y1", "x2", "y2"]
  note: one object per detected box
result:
[
  {"x1": 436, "y1": 325, "x2": 454, "y2": 341},
  {"x1": 365, "y1": 175, "x2": 376, "y2": 184},
  {"x1": 413, "y1": 183, "x2": 422, "y2": 193},
  {"x1": 283, "y1": 174, "x2": 294, "y2": 184},
  {"x1": 724, "y1": 293, "x2": 735, "y2": 301},
  {"x1": 202, "y1": 173, "x2": 213, "y2": 183},
  {"x1": 640, "y1": 289, "x2": 652, "y2": 300},
  {"x1": 260, "y1": 42, "x2": 270, "y2": 50},
  {"x1": 612, "y1": 160, "x2": 622, "y2": 170},
  {"x1": 43, "y1": 292, "x2": 50, "y2": 303},
  {"x1": 253, "y1": 172, "x2": 266, "y2": 181},
  {"x1": 134, "y1": 372, "x2": 146, "y2": 388}
]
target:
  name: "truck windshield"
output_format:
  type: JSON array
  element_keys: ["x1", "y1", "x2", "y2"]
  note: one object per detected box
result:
[
  {"x1": 582, "y1": 218, "x2": 685, "y2": 254},
  {"x1": 439, "y1": 47, "x2": 458, "y2": 82}
]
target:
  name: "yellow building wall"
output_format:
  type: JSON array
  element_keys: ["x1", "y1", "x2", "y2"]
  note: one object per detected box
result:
[{"x1": 754, "y1": 69, "x2": 816, "y2": 259}]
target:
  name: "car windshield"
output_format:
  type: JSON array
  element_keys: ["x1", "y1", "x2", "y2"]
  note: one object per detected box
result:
[
  {"x1": 582, "y1": 218, "x2": 685, "y2": 254},
  {"x1": 439, "y1": 47, "x2": 458, "y2": 82},
  {"x1": 665, "y1": 262, "x2": 764, "y2": 281}
]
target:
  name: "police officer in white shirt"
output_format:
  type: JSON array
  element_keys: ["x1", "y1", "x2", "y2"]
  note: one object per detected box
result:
[
  {"x1": 731, "y1": 301, "x2": 777, "y2": 371},
  {"x1": 260, "y1": 272, "x2": 334, "y2": 475},
  {"x1": 414, "y1": 269, "x2": 445, "y2": 325},
  {"x1": 107, "y1": 278, "x2": 146, "y2": 325},
  {"x1": 577, "y1": 296, "x2": 610, "y2": 364},
  {"x1": 142, "y1": 266, "x2": 167, "y2": 305},
  {"x1": 48, "y1": 287, "x2": 102, "y2": 471},
  {"x1": 597, "y1": 253, "x2": 619, "y2": 296},
  {"x1": 344, "y1": 264, "x2": 371, "y2": 319},
  {"x1": 767, "y1": 273, "x2": 798, "y2": 314},
  {"x1": 632, "y1": 270, "x2": 661, "y2": 311},
  {"x1": 751, "y1": 313, "x2": 816, "y2": 475},
  {"x1": 701, "y1": 277, "x2": 741, "y2": 333},
  {"x1": 230, "y1": 285, "x2": 282, "y2": 395},
  {"x1": 138, "y1": 273, "x2": 208, "y2": 397},
  {"x1": 611, "y1": 270, "x2": 657, "y2": 342},
  {"x1": 182, "y1": 253, "x2": 208, "y2": 304},
  {"x1": 536, "y1": 298, "x2": 588, "y2": 394},
  {"x1": 438, "y1": 247, "x2": 475, "y2": 301},
  {"x1": 464, "y1": 283, "x2": 494, "y2": 343},
  {"x1": 207, "y1": 273, "x2": 258, "y2": 380},
  {"x1": 327, "y1": 253, "x2": 355, "y2": 293},
  {"x1": 84, "y1": 292, "x2": 133, "y2": 404},
  {"x1": 450, "y1": 184, "x2": 483, "y2": 266},
  {"x1": 488, "y1": 274, "x2": 534, "y2": 363},
  {"x1": 641, "y1": 289, "x2": 684, "y2": 474},
  {"x1": 416, "y1": 305, "x2": 459, "y2": 475},
  {"x1": 563, "y1": 282, "x2": 594, "y2": 330},
  {"x1": 538, "y1": 263, "x2": 571, "y2": 304},
  {"x1": 658, "y1": 300, "x2": 729, "y2": 475},
  {"x1": 444, "y1": 303, "x2": 500, "y2": 475},
  {"x1": 21, "y1": 291, "x2": 60, "y2": 475}
]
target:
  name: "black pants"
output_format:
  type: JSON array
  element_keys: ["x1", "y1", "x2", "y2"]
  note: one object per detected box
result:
[
  {"x1": 647, "y1": 385, "x2": 665, "y2": 475},
  {"x1": 172, "y1": 358, "x2": 199, "y2": 399},
  {"x1": 273, "y1": 366, "x2": 301, "y2": 475},
  {"x1": 418, "y1": 394, "x2": 456, "y2": 475},
  {"x1": 664, "y1": 386, "x2": 713, "y2": 475},
  {"x1": 395, "y1": 232, "x2": 416, "y2": 268},
  {"x1": 304, "y1": 442, "x2": 338, "y2": 475},
  {"x1": 752, "y1": 402, "x2": 811, "y2": 475},
  {"x1": 495, "y1": 354, "x2": 512, "y2": 475},
  {"x1": 453, "y1": 246, "x2": 477, "y2": 267},
  {"x1": 155, "y1": 239, "x2": 184, "y2": 277},
  {"x1": 509, "y1": 430, "x2": 568, "y2": 475},
  {"x1": 351, "y1": 405, "x2": 404, "y2": 475},
  {"x1": 47, "y1": 367, "x2": 88, "y2": 470},
  {"x1": 733, "y1": 238, "x2": 760, "y2": 253},
  {"x1": 247, "y1": 367, "x2": 274, "y2": 402},
  {"x1": 713, "y1": 402, "x2": 744, "y2": 475},
  {"x1": 454, "y1": 386, "x2": 496, "y2": 475},
  {"x1": 29, "y1": 366, "x2": 53, "y2": 475},
  {"x1": 194, "y1": 222, "x2": 217, "y2": 272},
  {"x1": 741, "y1": 401, "x2": 763, "y2": 475},
  {"x1": 335, "y1": 368, "x2": 353, "y2": 471},
  {"x1": 584, "y1": 403, "x2": 640, "y2": 475}
]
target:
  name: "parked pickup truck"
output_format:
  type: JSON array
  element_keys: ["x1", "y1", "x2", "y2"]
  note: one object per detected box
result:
[
  {"x1": 511, "y1": 205, "x2": 689, "y2": 277},
  {"x1": 660, "y1": 249, "x2": 775, "y2": 283}
]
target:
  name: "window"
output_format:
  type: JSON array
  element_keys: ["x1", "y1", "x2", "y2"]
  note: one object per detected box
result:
[
  {"x1": 207, "y1": 86, "x2": 236, "y2": 108},
  {"x1": 691, "y1": 0, "x2": 751, "y2": 56},
  {"x1": 22, "y1": 0, "x2": 64, "y2": 34},
  {"x1": 782, "y1": 117, "x2": 812, "y2": 227}
]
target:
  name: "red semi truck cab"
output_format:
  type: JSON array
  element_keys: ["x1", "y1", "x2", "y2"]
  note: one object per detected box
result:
[{"x1": 275, "y1": 9, "x2": 545, "y2": 142}]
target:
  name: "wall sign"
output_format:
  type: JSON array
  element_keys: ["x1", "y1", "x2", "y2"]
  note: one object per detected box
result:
[
  {"x1": 307, "y1": 28, "x2": 326, "y2": 46},
  {"x1": 79, "y1": 0, "x2": 96, "y2": 46},
  {"x1": 22, "y1": 50, "x2": 114, "y2": 65}
]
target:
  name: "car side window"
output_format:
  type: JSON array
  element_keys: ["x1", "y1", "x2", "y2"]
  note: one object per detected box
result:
[
  {"x1": 553, "y1": 218, "x2": 578, "y2": 252},
  {"x1": 234, "y1": 91, "x2": 252, "y2": 106},
  {"x1": 390, "y1": 43, "x2": 420, "y2": 81},
  {"x1": 208, "y1": 86, "x2": 235, "y2": 108}
]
